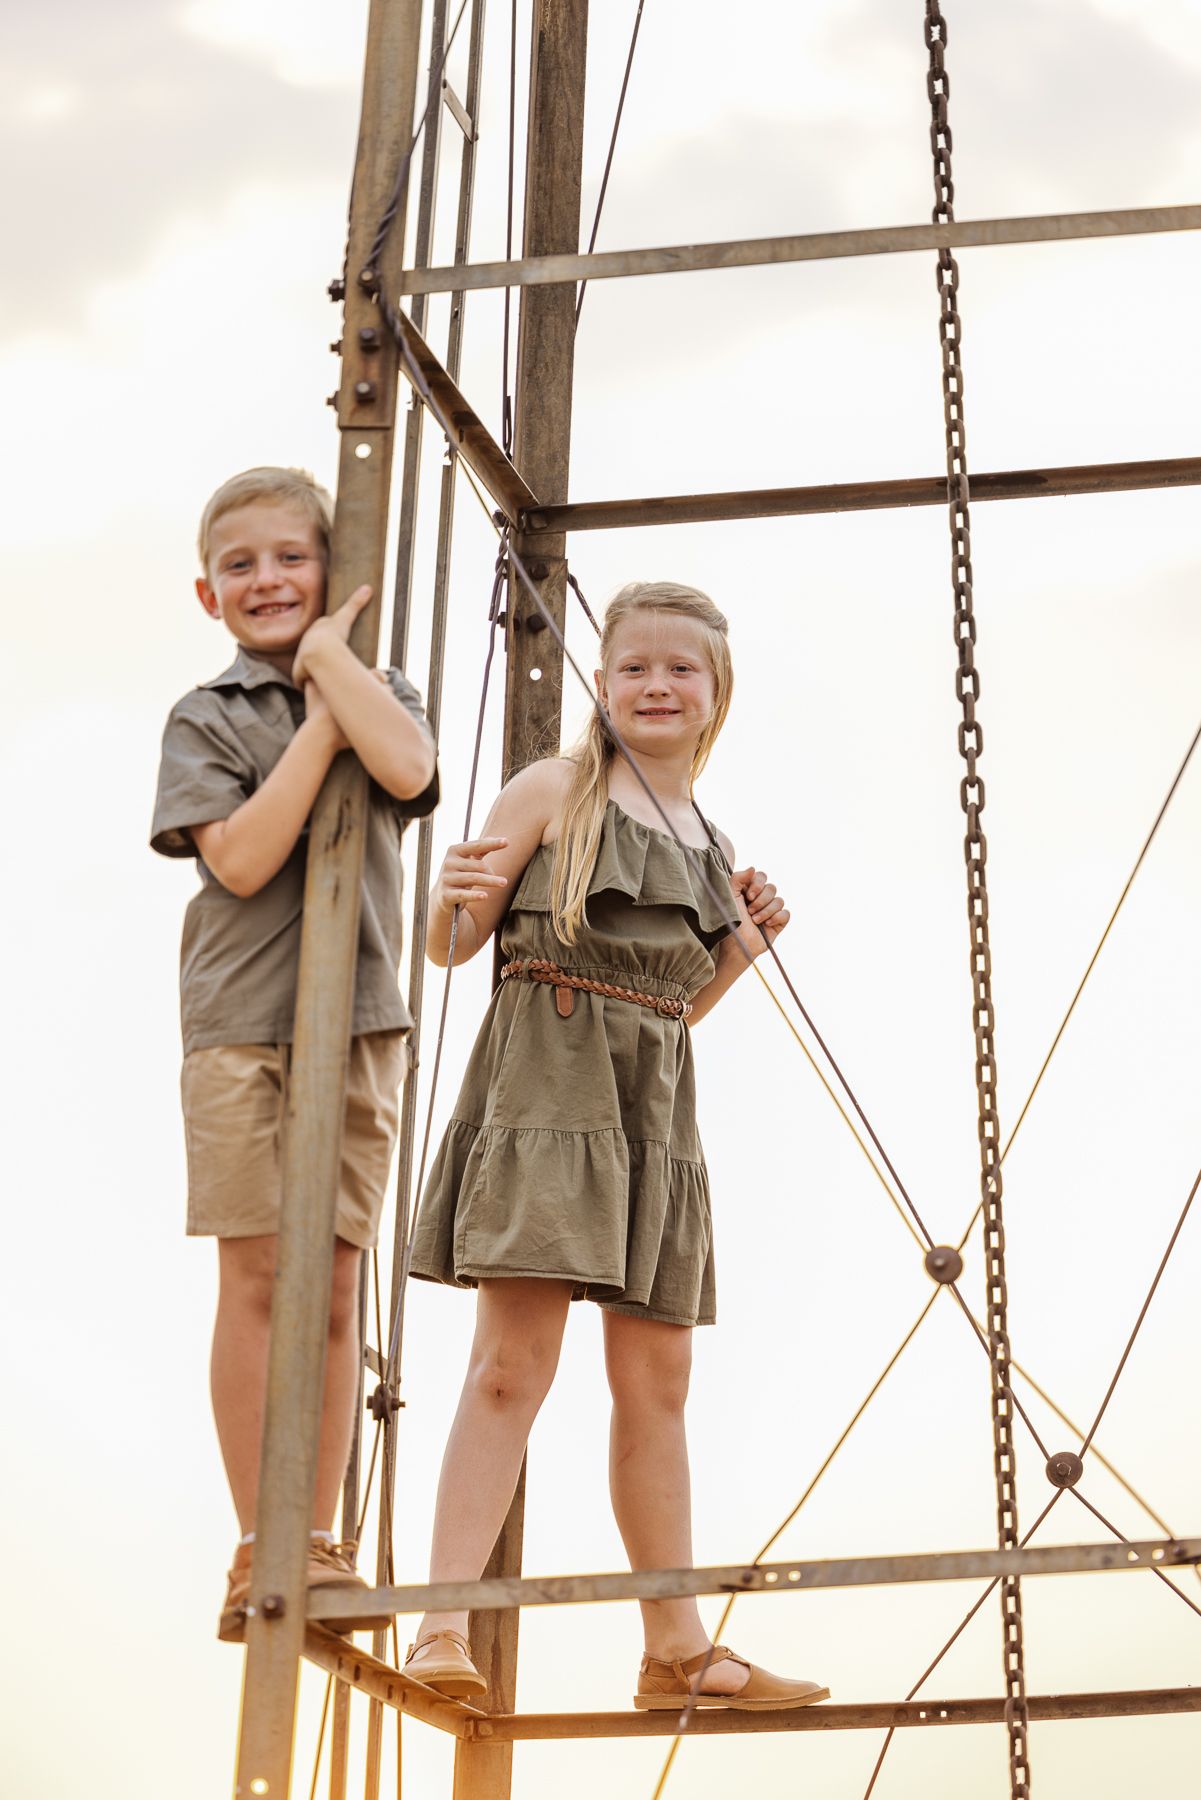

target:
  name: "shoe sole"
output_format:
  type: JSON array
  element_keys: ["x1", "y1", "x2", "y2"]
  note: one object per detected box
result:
[
  {"x1": 401, "y1": 1669, "x2": 489, "y2": 1699},
  {"x1": 634, "y1": 1686, "x2": 830, "y2": 1712}
]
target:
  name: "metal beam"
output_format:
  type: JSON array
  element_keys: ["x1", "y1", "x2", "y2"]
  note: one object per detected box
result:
[
  {"x1": 309, "y1": 1536, "x2": 1201, "y2": 1623},
  {"x1": 297, "y1": 1653, "x2": 1201, "y2": 1739},
  {"x1": 303, "y1": 1628, "x2": 481, "y2": 1738},
  {"x1": 518, "y1": 455, "x2": 1201, "y2": 535},
  {"x1": 398, "y1": 202, "x2": 1201, "y2": 295},
  {"x1": 475, "y1": 1687, "x2": 1201, "y2": 1740},
  {"x1": 391, "y1": 305, "x2": 537, "y2": 523},
  {"x1": 233, "y1": 5, "x2": 424, "y2": 1797}
]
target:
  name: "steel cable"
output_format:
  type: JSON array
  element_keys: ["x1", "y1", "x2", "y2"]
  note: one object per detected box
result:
[
  {"x1": 575, "y1": 0, "x2": 647, "y2": 328},
  {"x1": 862, "y1": 1490, "x2": 1065, "y2": 1799}
]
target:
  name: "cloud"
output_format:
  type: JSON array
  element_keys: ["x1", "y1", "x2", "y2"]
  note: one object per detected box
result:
[
  {"x1": 2, "y1": 0, "x2": 360, "y2": 334},
  {"x1": 177, "y1": 0, "x2": 369, "y2": 91}
]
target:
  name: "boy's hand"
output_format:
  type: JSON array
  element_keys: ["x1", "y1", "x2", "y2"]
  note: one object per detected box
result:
[
  {"x1": 732, "y1": 866, "x2": 789, "y2": 955},
  {"x1": 303, "y1": 679, "x2": 351, "y2": 753},
  {"x1": 433, "y1": 837, "x2": 510, "y2": 915},
  {"x1": 292, "y1": 584, "x2": 372, "y2": 686}
]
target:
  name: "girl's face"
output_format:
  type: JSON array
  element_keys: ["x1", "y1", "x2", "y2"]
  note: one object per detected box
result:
[{"x1": 597, "y1": 612, "x2": 716, "y2": 758}]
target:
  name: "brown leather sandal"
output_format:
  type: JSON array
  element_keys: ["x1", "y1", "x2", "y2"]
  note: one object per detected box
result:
[
  {"x1": 635, "y1": 1645, "x2": 829, "y2": 1711},
  {"x1": 403, "y1": 1629, "x2": 488, "y2": 1698}
]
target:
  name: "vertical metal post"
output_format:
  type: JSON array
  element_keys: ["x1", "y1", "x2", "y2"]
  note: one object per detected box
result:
[
  {"x1": 363, "y1": 5, "x2": 491, "y2": 1798},
  {"x1": 232, "y1": 5, "x2": 423, "y2": 1795},
  {"x1": 390, "y1": 0, "x2": 450, "y2": 674},
  {"x1": 328, "y1": 1255, "x2": 369, "y2": 1800},
  {"x1": 453, "y1": 8, "x2": 588, "y2": 1799}
]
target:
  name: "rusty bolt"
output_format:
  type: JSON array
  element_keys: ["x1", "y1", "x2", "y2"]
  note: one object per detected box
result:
[
  {"x1": 923, "y1": 1245, "x2": 963, "y2": 1285},
  {"x1": 528, "y1": 560, "x2": 549, "y2": 581},
  {"x1": 260, "y1": 1594, "x2": 286, "y2": 1620},
  {"x1": 358, "y1": 266, "x2": 380, "y2": 294},
  {"x1": 496, "y1": 610, "x2": 507, "y2": 629},
  {"x1": 354, "y1": 380, "x2": 378, "y2": 404},
  {"x1": 327, "y1": 277, "x2": 346, "y2": 301},
  {"x1": 1045, "y1": 1451, "x2": 1084, "y2": 1489},
  {"x1": 325, "y1": 394, "x2": 338, "y2": 409},
  {"x1": 329, "y1": 340, "x2": 342, "y2": 355},
  {"x1": 358, "y1": 326, "x2": 381, "y2": 352},
  {"x1": 526, "y1": 613, "x2": 548, "y2": 634}
]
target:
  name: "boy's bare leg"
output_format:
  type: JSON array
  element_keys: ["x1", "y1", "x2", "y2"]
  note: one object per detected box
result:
[
  {"x1": 212, "y1": 1233, "x2": 364, "y2": 1535},
  {"x1": 414, "y1": 1277, "x2": 573, "y2": 1647},
  {"x1": 602, "y1": 1312, "x2": 749, "y2": 1696}
]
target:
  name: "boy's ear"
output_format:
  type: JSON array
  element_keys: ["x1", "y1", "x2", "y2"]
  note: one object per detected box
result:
[{"x1": 195, "y1": 576, "x2": 221, "y2": 620}]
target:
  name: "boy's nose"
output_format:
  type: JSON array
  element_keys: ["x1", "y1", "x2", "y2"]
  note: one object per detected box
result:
[{"x1": 252, "y1": 557, "x2": 285, "y2": 587}]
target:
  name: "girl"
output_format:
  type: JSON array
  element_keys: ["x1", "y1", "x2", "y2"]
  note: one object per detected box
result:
[{"x1": 404, "y1": 582, "x2": 827, "y2": 1711}]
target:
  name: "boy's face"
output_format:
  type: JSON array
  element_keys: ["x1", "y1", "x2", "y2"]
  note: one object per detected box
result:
[{"x1": 196, "y1": 504, "x2": 327, "y2": 670}]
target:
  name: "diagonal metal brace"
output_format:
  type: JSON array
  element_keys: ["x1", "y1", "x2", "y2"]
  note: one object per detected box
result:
[{"x1": 387, "y1": 304, "x2": 537, "y2": 524}]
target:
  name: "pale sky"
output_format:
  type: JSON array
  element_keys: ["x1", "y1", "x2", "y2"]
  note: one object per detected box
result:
[{"x1": 3, "y1": 3, "x2": 1201, "y2": 1798}]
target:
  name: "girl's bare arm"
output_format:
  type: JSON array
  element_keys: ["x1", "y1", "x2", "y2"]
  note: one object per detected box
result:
[
  {"x1": 687, "y1": 835, "x2": 790, "y2": 1026},
  {"x1": 425, "y1": 759, "x2": 573, "y2": 967}
]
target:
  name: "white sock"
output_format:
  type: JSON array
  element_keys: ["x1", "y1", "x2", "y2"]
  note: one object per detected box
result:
[
  {"x1": 239, "y1": 1532, "x2": 255, "y2": 1546},
  {"x1": 311, "y1": 1530, "x2": 336, "y2": 1544}
]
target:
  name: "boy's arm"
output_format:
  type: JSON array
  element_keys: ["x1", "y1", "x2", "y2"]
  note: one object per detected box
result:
[
  {"x1": 294, "y1": 589, "x2": 437, "y2": 801},
  {"x1": 190, "y1": 691, "x2": 348, "y2": 898}
]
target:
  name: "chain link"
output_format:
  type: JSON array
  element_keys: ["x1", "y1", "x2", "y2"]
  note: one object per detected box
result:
[{"x1": 924, "y1": 6, "x2": 1030, "y2": 1795}]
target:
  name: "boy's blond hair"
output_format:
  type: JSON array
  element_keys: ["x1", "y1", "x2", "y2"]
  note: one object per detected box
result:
[{"x1": 198, "y1": 467, "x2": 335, "y2": 576}]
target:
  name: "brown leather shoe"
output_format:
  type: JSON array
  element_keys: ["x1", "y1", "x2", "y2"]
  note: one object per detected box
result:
[
  {"x1": 402, "y1": 1629, "x2": 488, "y2": 1698},
  {"x1": 217, "y1": 1536, "x2": 374, "y2": 1643},
  {"x1": 634, "y1": 1644, "x2": 829, "y2": 1711},
  {"x1": 305, "y1": 1538, "x2": 375, "y2": 1633}
]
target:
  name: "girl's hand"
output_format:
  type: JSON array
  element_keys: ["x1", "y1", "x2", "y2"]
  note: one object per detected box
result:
[
  {"x1": 293, "y1": 585, "x2": 372, "y2": 685},
  {"x1": 433, "y1": 837, "x2": 511, "y2": 916},
  {"x1": 732, "y1": 866, "x2": 790, "y2": 956}
]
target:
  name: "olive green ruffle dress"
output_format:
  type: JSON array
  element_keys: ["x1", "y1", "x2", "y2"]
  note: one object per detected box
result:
[{"x1": 409, "y1": 801, "x2": 737, "y2": 1327}]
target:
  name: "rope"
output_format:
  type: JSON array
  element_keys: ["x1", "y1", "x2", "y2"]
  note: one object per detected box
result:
[{"x1": 576, "y1": 0, "x2": 647, "y2": 328}]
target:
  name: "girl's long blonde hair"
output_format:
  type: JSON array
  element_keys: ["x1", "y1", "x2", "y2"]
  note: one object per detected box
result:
[{"x1": 549, "y1": 581, "x2": 732, "y2": 945}]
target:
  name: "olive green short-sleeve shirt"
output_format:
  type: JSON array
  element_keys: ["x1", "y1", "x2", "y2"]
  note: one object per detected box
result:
[{"x1": 151, "y1": 647, "x2": 439, "y2": 1054}]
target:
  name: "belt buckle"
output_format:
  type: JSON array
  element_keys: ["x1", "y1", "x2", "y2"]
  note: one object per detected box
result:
[{"x1": 656, "y1": 995, "x2": 680, "y2": 1018}]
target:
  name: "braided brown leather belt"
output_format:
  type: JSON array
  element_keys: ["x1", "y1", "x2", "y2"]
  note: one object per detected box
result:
[{"x1": 500, "y1": 957, "x2": 692, "y2": 1021}]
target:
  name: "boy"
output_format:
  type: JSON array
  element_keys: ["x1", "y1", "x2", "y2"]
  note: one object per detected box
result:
[{"x1": 151, "y1": 466, "x2": 439, "y2": 1641}]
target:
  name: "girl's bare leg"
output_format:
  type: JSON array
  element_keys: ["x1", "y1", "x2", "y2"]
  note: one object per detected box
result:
[
  {"x1": 414, "y1": 1277, "x2": 574, "y2": 1646},
  {"x1": 603, "y1": 1311, "x2": 748, "y2": 1696}
]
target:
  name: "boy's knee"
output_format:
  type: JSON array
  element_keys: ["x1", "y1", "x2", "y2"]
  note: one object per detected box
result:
[{"x1": 218, "y1": 1235, "x2": 277, "y2": 1320}]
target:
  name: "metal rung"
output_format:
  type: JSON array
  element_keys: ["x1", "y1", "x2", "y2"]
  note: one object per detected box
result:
[{"x1": 306, "y1": 1537, "x2": 1201, "y2": 1624}]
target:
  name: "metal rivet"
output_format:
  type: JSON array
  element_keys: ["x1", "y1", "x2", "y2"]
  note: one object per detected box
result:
[
  {"x1": 923, "y1": 1245, "x2": 963, "y2": 1284},
  {"x1": 260, "y1": 1594, "x2": 286, "y2": 1620},
  {"x1": 354, "y1": 380, "x2": 377, "y2": 403},
  {"x1": 528, "y1": 560, "x2": 549, "y2": 580},
  {"x1": 358, "y1": 326, "x2": 381, "y2": 352},
  {"x1": 1044, "y1": 1451, "x2": 1084, "y2": 1489}
]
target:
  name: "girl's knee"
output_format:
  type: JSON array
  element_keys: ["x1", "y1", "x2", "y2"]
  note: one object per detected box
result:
[
  {"x1": 466, "y1": 1339, "x2": 558, "y2": 1415},
  {"x1": 606, "y1": 1319, "x2": 693, "y2": 1413}
]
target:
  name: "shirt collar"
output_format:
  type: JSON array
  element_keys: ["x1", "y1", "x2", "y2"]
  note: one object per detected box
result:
[{"x1": 198, "y1": 645, "x2": 300, "y2": 693}]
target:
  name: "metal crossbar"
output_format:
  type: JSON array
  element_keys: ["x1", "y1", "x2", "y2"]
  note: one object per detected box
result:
[
  {"x1": 306, "y1": 1537, "x2": 1201, "y2": 1623},
  {"x1": 299, "y1": 1630, "x2": 1201, "y2": 1742},
  {"x1": 397, "y1": 202, "x2": 1201, "y2": 295}
]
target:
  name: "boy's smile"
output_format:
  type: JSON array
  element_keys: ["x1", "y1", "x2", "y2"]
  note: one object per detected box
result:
[{"x1": 196, "y1": 503, "x2": 328, "y2": 677}]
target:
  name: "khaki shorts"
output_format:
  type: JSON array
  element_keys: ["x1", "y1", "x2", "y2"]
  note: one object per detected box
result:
[{"x1": 181, "y1": 1032, "x2": 409, "y2": 1248}]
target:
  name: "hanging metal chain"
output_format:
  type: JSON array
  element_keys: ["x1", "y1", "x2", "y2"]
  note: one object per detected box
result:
[{"x1": 924, "y1": 7, "x2": 1030, "y2": 1796}]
